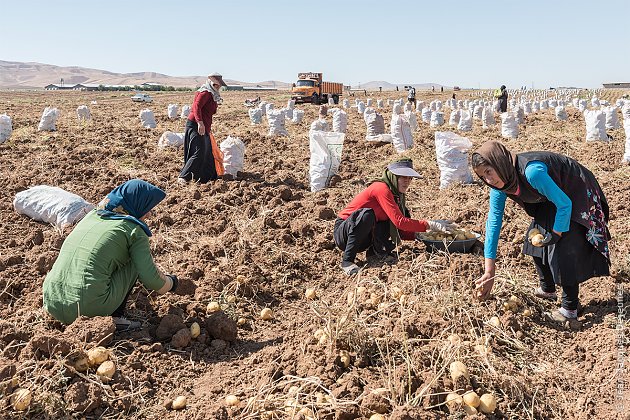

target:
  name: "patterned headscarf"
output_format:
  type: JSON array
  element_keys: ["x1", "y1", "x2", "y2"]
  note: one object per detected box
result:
[{"x1": 96, "y1": 179, "x2": 165, "y2": 236}]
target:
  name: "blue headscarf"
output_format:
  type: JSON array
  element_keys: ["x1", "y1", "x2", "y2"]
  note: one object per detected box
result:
[{"x1": 96, "y1": 179, "x2": 166, "y2": 237}]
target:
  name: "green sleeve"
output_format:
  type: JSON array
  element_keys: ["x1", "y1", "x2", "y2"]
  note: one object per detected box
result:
[{"x1": 129, "y1": 227, "x2": 167, "y2": 291}]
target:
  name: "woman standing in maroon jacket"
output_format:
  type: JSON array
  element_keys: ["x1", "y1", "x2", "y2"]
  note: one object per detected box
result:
[
  {"x1": 334, "y1": 159, "x2": 454, "y2": 276},
  {"x1": 178, "y1": 73, "x2": 226, "y2": 183}
]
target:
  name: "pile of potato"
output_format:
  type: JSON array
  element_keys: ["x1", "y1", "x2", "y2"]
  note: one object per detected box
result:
[{"x1": 417, "y1": 228, "x2": 477, "y2": 242}]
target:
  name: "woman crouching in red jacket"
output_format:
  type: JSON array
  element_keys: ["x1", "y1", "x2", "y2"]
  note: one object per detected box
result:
[{"x1": 334, "y1": 159, "x2": 453, "y2": 276}]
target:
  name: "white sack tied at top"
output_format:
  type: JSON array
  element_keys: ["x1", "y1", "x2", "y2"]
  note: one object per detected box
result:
[
  {"x1": 0, "y1": 114, "x2": 13, "y2": 143},
  {"x1": 266, "y1": 109, "x2": 288, "y2": 136},
  {"x1": 13, "y1": 185, "x2": 93, "y2": 228},
  {"x1": 139, "y1": 109, "x2": 156, "y2": 129},
  {"x1": 249, "y1": 107, "x2": 263, "y2": 125},
  {"x1": 76, "y1": 105, "x2": 91, "y2": 122},
  {"x1": 332, "y1": 108, "x2": 347, "y2": 133},
  {"x1": 434, "y1": 131, "x2": 473, "y2": 189},
  {"x1": 501, "y1": 112, "x2": 518, "y2": 139},
  {"x1": 38, "y1": 107, "x2": 60, "y2": 131},
  {"x1": 220, "y1": 136, "x2": 246, "y2": 177},
  {"x1": 167, "y1": 104, "x2": 179, "y2": 120},
  {"x1": 309, "y1": 131, "x2": 345, "y2": 192},
  {"x1": 158, "y1": 131, "x2": 185, "y2": 148},
  {"x1": 584, "y1": 110, "x2": 608, "y2": 142},
  {"x1": 180, "y1": 105, "x2": 191, "y2": 119},
  {"x1": 391, "y1": 104, "x2": 413, "y2": 153}
]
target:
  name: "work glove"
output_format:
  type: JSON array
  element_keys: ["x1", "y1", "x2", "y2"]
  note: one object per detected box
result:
[
  {"x1": 167, "y1": 274, "x2": 179, "y2": 293},
  {"x1": 426, "y1": 220, "x2": 456, "y2": 234}
]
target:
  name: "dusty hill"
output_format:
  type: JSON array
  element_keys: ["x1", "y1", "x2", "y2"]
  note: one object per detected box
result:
[{"x1": 0, "y1": 60, "x2": 291, "y2": 90}]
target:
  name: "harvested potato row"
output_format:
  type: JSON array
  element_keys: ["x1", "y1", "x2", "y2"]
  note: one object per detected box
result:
[{"x1": 417, "y1": 228, "x2": 477, "y2": 242}]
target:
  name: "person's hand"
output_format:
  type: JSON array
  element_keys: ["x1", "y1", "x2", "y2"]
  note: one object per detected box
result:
[
  {"x1": 426, "y1": 220, "x2": 456, "y2": 234},
  {"x1": 197, "y1": 121, "x2": 206, "y2": 135},
  {"x1": 475, "y1": 272, "x2": 495, "y2": 300}
]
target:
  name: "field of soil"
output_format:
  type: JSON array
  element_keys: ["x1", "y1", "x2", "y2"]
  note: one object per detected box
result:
[{"x1": 0, "y1": 88, "x2": 629, "y2": 419}]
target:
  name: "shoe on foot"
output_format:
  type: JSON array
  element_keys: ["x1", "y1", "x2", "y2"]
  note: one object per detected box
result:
[
  {"x1": 113, "y1": 317, "x2": 142, "y2": 331},
  {"x1": 545, "y1": 308, "x2": 579, "y2": 325},
  {"x1": 533, "y1": 287, "x2": 557, "y2": 301},
  {"x1": 340, "y1": 261, "x2": 360, "y2": 276}
]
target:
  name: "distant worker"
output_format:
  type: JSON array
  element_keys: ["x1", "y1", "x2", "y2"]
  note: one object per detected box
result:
[
  {"x1": 452, "y1": 93, "x2": 456, "y2": 100},
  {"x1": 432, "y1": 86, "x2": 435, "y2": 92},
  {"x1": 440, "y1": 86, "x2": 444, "y2": 93},
  {"x1": 495, "y1": 85, "x2": 508, "y2": 113},
  {"x1": 407, "y1": 86, "x2": 416, "y2": 107},
  {"x1": 178, "y1": 73, "x2": 226, "y2": 184}
]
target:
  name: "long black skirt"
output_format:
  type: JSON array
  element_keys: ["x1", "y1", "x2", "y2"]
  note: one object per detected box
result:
[
  {"x1": 179, "y1": 120, "x2": 217, "y2": 183},
  {"x1": 522, "y1": 202, "x2": 610, "y2": 287}
]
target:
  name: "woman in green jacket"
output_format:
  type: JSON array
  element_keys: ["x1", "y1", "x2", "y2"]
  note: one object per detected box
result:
[{"x1": 43, "y1": 179, "x2": 177, "y2": 329}]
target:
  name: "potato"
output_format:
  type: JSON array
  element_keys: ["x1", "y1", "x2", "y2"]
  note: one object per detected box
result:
[
  {"x1": 479, "y1": 393, "x2": 497, "y2": 413},
  {"x1": 509, "y1": 295, "x2": 521, "y2": 306},
  {"x1": 10, "y1": 388, "x2": 31, "y2": 411},
  {"x1": 226, "y1": 295, "x2": 236, "y2": 303},
  {"x1": 314, "y1": 329, "x2": 326, "y2": 340},
  {"x1": 207, "y1": 301, "x2": 221, "y2": 313},
  {"x1": 463, "y1": 391, "x2": 480, "y2": 408},
  {"x1": 522, "y1": 309, "x2": 532, "y2": 317},
  {"x1": 531, "y1": 233, "x2": 545, "y2": 247},
  {"x1": 260, "y1": 308, "x2": 273, "y2": 320},
  {"x1": 318, "y1": 333, "x2": 329, "y2": 345},
  {"x1": 465, "y1": 231, "x2": 477, "y2": 239},
  {"x1": 235, "y1": 274, "x2": 247, "y2": 283},
  {"x1": 97, "y1": 360, "x2": 116, "y2": 382},
  {"x1": 356, "y1": 286, "x2": 366, "y2": 296},
  {"x1": 225, "y1": 395, "x2": 240, "y2": 406},
  {"x1": 369, "y1": 414, "x2": 385, "y2": 420},
  {"x1": 390, "y1": 286, "x2": 403, "y2": 299},
  {"x1": 488, "y1": 316, "x2": 501, "y2": 328},
  {"x1": 445, "y1": 392, "x2": 463, "y2": 412},
  {"x1": 237, "y1": 317, "x2": 247, "y2": 326},
  {"x1": 190, "y1": 322, "x2": 201, "y2": 339},
  {"x1": 172, "y1": 395, "x2": 187, "y2": 410},
  {"x1": 449, "y1": 361, "x2": 469, "y2": 383},
  {"x1": 447, "y1": 334, "x2": 462, "y2": 345},
  {"x1": 73, "y1": 356, "x2": 89, "y2": 372},
  {"x1": 339, "y1": 350, "x2": 351, "y2": 368},
  {"x1": 305, "y1": 288, "x2": 317, "y2": 300},
  {"x1": 528, "y1": 228, "x2": 541, "y2": 239},
  {"x1": 463, "y1": 404, "x2": 478, "y2": 415},
  {"x1": 455, "y1": 233, "x2": 466, "y2": 241},
  {"x1": 87, "y1": 346, "x2": 109, "y2": 367}
]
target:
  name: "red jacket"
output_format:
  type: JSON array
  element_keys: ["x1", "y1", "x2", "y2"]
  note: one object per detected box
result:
[
  {"x1": 338, "y1": 182, "x2": 428, "y2": 240},
  {"x1": 188, "y1": 91, "x2": 217, "y2": 129}
]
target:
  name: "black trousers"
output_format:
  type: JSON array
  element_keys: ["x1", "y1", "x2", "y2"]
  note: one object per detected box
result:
[
  {"x1": 179, "y1": 120, "x2": 217, "y2": 183},
  {"x1": 533, "y1": 256, "x2": 579, "y2": 311},
  {"x1": 333, "y1": 209, "x2": 393, "y2": 263}
]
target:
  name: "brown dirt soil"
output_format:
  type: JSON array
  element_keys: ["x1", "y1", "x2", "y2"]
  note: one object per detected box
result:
[{"x1": 0, "y1": 89, "x2": 629, "y2": 419}]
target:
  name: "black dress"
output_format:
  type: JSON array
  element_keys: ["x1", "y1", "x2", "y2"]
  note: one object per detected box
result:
[{"x1": 508, "y1": 152, "x2": 610, "y2": 286}]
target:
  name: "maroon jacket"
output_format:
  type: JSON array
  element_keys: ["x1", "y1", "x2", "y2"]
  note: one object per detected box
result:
[{"x1": 188, "y1": 91, "x2": 217, "y2": 129}]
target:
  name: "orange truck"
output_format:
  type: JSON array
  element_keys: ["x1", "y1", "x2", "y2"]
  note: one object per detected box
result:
[{"x1": 291, "y1": 72, "x2": 343, "y2": 105}]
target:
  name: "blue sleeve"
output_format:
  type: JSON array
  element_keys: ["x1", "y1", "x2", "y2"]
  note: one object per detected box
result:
[
  {"x1": 524, "y1": 162, "x2": 572, "y2": 233},
  {"x1": 484, "y1": 188, "x2": 506, "y2": 259}
]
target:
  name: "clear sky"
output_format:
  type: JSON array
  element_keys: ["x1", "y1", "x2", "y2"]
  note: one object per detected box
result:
[{"x1": 2, "y1": 0, "x2": 629, "y2": 89}]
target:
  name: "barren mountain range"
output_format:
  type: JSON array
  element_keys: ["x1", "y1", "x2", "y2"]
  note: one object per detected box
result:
[{"x1": 0, "y1": 60, "x2": 447, "y2": 91}]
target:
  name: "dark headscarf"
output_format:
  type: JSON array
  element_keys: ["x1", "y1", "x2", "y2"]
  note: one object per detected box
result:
[
  {"x1": 472, "y1": 141, "x2": 518, "y2": 194},
  {"x1": 96, "y1": 179, "x2": 165, "y2": 236}
]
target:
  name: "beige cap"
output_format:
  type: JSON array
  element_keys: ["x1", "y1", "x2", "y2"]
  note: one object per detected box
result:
[{"x1": 208, "y1": 73, "x2": 227, "y2": 87}]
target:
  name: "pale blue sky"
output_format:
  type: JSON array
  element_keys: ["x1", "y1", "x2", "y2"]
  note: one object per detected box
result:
[{"x1": 2, "y1": 0, "x2": 628, "y2": 88}]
